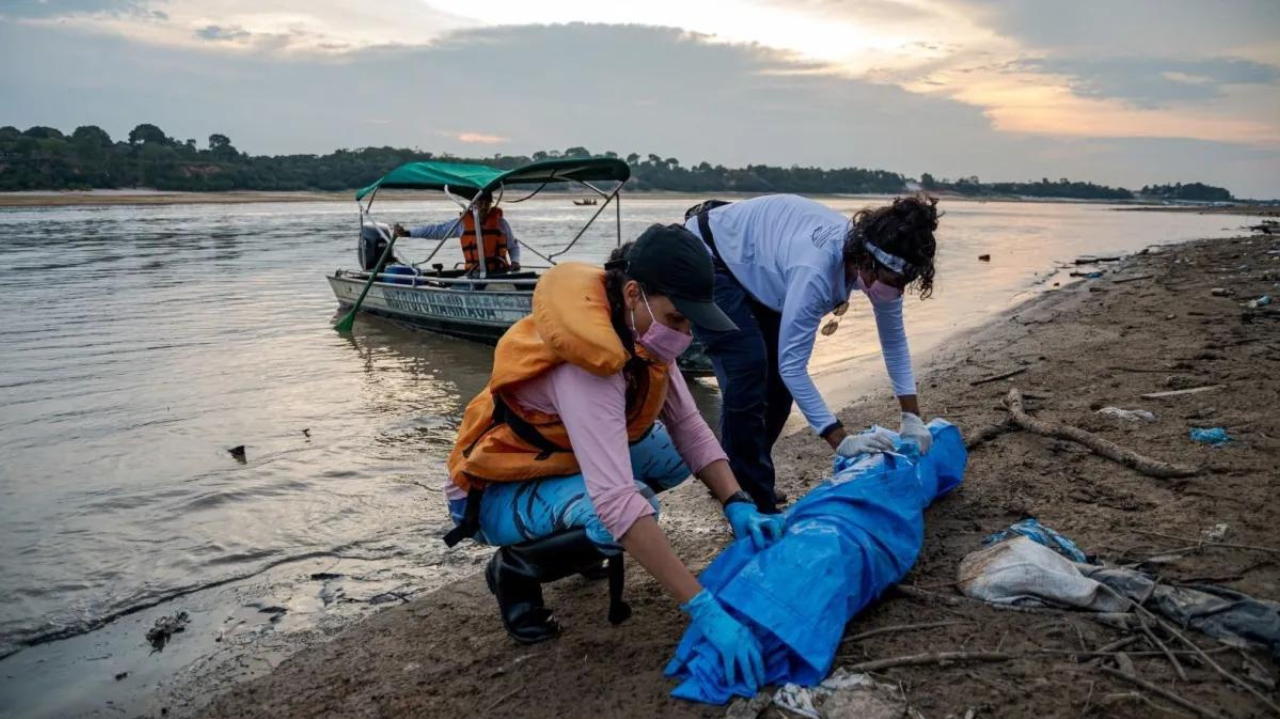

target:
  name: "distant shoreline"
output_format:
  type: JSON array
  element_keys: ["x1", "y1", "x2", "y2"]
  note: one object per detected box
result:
[{"x1": 1, "y1": 188, "x2": 1276, "y2": 213}]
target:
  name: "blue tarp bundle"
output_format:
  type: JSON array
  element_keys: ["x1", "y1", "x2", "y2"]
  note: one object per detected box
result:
[{"x1": 664, "y1": 420, "x2": 968, "y2": 704}]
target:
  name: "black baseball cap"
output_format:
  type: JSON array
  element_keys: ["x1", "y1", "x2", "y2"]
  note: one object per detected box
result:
[{"x1": 609, "y1": 224, "x2": 737, "y2": 332}]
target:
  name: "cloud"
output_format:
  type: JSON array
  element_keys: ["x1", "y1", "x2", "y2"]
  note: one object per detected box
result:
[
  {"x1": 953, "y1": 0, "x2": 1280, "y2": 57},
  {"x1": 452, "y1": 132, "x2": 508, "y2": 145},
  {"x1": 2, "y1": 17, "x2": 1278, "y2": 196},
  {"x1": 195, "y1": 24, "x2": 252, "y2": 42},
  {"x1": 1019, "y1": 56, "x2": 1280, "y2": 108},
  {"x1": 0, "y1": 0, "x2": 153, "y2": 18},
  {"x1": 10, "y1": 0, "x2": 475, "y2": 53}
]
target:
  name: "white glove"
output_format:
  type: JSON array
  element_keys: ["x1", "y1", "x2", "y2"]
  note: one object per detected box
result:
[
  {"x1": 836, "y1": 429, "x2": 897, "y2": 458},
  {"x1": 898, "y1": 412, "x2": 932, "y2": 453}
]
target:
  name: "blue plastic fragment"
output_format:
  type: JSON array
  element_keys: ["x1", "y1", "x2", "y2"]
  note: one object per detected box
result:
[
  {"x1": 664, "y1": 420, "x2": 968, "y2": 704},
  {"x1": 1189, "y1": 427, "x2": 1230, "y2": 446},
  {"x1": 982, "y1": 518, "x2": 1089, "y2": 563}
]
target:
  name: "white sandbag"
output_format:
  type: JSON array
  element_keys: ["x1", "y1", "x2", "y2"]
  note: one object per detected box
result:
[{"x1": 956, "y1": 536, "x2": 1128, "y2": 611}]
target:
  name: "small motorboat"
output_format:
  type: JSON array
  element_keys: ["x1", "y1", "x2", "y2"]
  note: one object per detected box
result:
[{"x1": 328, "y1": 157, "x2": 714, "y2": 375}]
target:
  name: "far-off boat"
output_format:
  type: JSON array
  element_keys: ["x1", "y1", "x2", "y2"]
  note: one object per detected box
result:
[{"x1": 327, "y1": 157, "x2": 713, "y2": 374}]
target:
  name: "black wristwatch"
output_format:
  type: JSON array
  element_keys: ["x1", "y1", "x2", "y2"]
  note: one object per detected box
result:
[{"x1": 722, "y1": 490, "x2": 753, "y2": 508}]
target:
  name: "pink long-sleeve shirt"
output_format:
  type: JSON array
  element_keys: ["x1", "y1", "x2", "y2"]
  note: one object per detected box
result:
[{"x1": 446, "y1": 362, "x2": 727, "y2": 540}]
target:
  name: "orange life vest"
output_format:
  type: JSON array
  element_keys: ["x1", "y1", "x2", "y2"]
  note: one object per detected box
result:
[
  {"x1": 447, "y1": 263, "x2": 671, "y2": 492},
  {"x1": 459, "y1": 207, "x2": 510, "y2": 272}
]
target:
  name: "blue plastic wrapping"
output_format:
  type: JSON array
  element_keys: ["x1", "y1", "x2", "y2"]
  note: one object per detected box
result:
[
  {"x1": 982, "y1": 518, "x2": 1089, "y2": 563},
  {"x1": 664, "y1": 420, "x2": 968, "y2": 704},
  {"x1": 1189, "y1": 427, "x2": 1230, "y2": 446}
]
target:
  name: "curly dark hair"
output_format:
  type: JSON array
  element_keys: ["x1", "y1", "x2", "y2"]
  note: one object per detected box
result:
[
  {"x1": 604, "y1": 242, "x2": 660, "y2": 402},
  {"x1": 843, "y1": 195, "x2": 940, "y2": 299}
]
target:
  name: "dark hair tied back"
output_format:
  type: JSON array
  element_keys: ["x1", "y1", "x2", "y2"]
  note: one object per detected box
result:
[
  {"x1": 604, "y1": 243, "x2": 661, "y2": 395},
  {"x1": 844, "y1": 194, "x2": 940, "y2": 299}
]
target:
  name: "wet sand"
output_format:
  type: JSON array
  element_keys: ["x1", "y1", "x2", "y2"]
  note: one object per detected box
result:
[{"x1": 190, "y1": 233, "x2": 1279, "y2": 718}]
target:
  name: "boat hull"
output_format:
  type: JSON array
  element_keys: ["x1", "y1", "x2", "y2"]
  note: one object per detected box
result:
[
  {"x1": 327, "y1": 272, "x2": 716, "y2": 376},
  {"x1": 328, "y1": 273, "x2": 531, "y2": 343}
]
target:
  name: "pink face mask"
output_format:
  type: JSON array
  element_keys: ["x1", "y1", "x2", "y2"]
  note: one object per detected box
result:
[
  {"x1": 860, "y1": 273, "x2": 903, "y2": 304},
  {"x1": 631, "y1": 290, "x2": 693, "y2": 362}
]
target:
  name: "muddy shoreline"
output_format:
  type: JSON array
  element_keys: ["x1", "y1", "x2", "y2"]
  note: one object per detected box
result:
[{"x1": 178, "y1": 233, "x2": 1280, "y2": 718}]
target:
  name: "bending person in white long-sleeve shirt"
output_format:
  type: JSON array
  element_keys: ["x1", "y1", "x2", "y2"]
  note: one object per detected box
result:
[{"x1": 683, "y1": 194, "x2": 940, "y2": 513}]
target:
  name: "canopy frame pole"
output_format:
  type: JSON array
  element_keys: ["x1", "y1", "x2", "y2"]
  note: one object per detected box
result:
[
  {"x1": 443, "y1": 185, "x2": 486, "y2": 279},
  {"x1": 546, "y1": 180, "x2": 624, "y2": 262}
]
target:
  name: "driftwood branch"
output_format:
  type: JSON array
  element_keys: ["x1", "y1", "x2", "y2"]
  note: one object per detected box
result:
[
  {"x1": 965, "y1": 420, "x2": 1015, "y2": 449},
  {"x1": 1001, "y1": 389, "x2": 1199, "y2": 478}
]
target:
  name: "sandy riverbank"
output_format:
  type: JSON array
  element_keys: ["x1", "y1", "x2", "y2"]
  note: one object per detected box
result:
[
  {"x1": 181, "y1": 233, "x2": 1280, "y2": 719},
  {"x1": 1117, "y1": 205, "x2": 1280, "y2": 217}
]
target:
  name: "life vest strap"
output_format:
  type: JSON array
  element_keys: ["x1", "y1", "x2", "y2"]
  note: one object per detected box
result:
[
  {"x1": 443, "y1": 487, "x2": 484, "y2": 547},
  {"x1": 696, "y1": 210, "x2": 728, "y2": 270},
  {"x1": 492, "y1": 396, "x2": 567, "y2": 461}
]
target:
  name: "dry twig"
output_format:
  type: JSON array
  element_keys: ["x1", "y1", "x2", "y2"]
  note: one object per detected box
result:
[
  {"x1": 1127, "y1": 528, "x2": 1280, "y2": 556},
  {"x1": 842, "y1": 621, "x2": 973, "y2": 644},
  {"x1": 1098, "y1": 666, "x2": 1225, "y2": 719},
  {"x1": 1096, "y1": 584, "x2": 1280, "y2": 716},
  {"x1": 1138, "y1": 618, "x2": 1188, "y2": 681},
  {"x1": 970, "y1": 368, "x2": 1028, "y2": 386},
  {"x1": 845, "y1": 651, "x2": 1014, "y2": 672}
]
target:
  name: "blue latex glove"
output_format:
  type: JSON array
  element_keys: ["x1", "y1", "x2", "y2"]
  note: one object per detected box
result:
[
  {"x1": 681, "y1": 589, "x2": 765, "y2": 690},
  {"x1": 724, "y1": 502, "x2": 785, "y2": 550}
]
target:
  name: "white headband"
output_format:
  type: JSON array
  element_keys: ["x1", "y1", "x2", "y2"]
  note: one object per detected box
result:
[{"x1": 864, "y1": 241, "x2": 909, "y2": 274}]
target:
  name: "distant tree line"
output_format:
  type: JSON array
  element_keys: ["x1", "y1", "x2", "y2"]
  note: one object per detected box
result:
[
  {"x1": 919, "y1": 173, "x2": 1137, "y2": 201},
  {"x1": 0, "y1": 123, "x2": 1235, "y2": 201},
  {"x1": 1138, "y1": 182, "x2": 1234, "y2": 202}
]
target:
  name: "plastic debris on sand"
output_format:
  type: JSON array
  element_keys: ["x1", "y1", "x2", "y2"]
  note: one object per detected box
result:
[
  {"x1": 1189, "y1": 427, "x2": 1231, "y2": 445},
  {"x1": 1096, "y1": 407, "x2": 1157, "y2": 423},
  {"x1": 983, "y1": 518, "x2": 1090, "y2": 563}
]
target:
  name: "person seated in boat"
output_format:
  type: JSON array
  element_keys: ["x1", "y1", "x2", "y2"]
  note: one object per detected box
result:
[
  {"x1": 393, "y1": 191, "x2": 522, "y2": 274},
  {"x1": 443, "y1": 224, "x2": 785, "y2": 691}
]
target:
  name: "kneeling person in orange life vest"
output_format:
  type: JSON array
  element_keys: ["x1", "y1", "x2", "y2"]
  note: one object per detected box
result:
[
  {"x1": 393, "y1": 190, "x2": 522, "y2": 274},
  {"x1": 443, "y1": 224, "x2": 784, "y2": 691}
]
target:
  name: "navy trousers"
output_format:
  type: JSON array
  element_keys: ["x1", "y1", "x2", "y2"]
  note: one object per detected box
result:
[{"x1": 692, "y1": 267, "x2": 794, "y2": 513}]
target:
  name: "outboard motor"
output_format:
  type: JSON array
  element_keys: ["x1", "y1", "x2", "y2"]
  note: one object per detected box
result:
[{"x1": 359, "y1": 222, "x2": 393, "y2": 271}]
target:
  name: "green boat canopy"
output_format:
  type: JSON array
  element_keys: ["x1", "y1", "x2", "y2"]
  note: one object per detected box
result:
[{"x1": 356, "y1": 157, "x2": 631, "y2": 201}]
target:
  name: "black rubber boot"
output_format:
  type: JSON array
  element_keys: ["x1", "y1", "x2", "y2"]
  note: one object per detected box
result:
[
  {"x1": 485, "y1": 548, "x2": 558, "y2": 645},
  {"x1": 485, "y1": 529, "x2": 630, "y2": 644}
]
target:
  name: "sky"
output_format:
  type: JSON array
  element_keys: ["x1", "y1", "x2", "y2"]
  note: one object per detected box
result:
[{"x1": 2, "y1": 1, "x2": 1279, "y2": 197}]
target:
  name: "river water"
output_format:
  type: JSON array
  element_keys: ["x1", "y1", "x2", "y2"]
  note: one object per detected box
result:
[{"x1": 0, "y1": 197, "x2": 1242, "y2": 717}]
